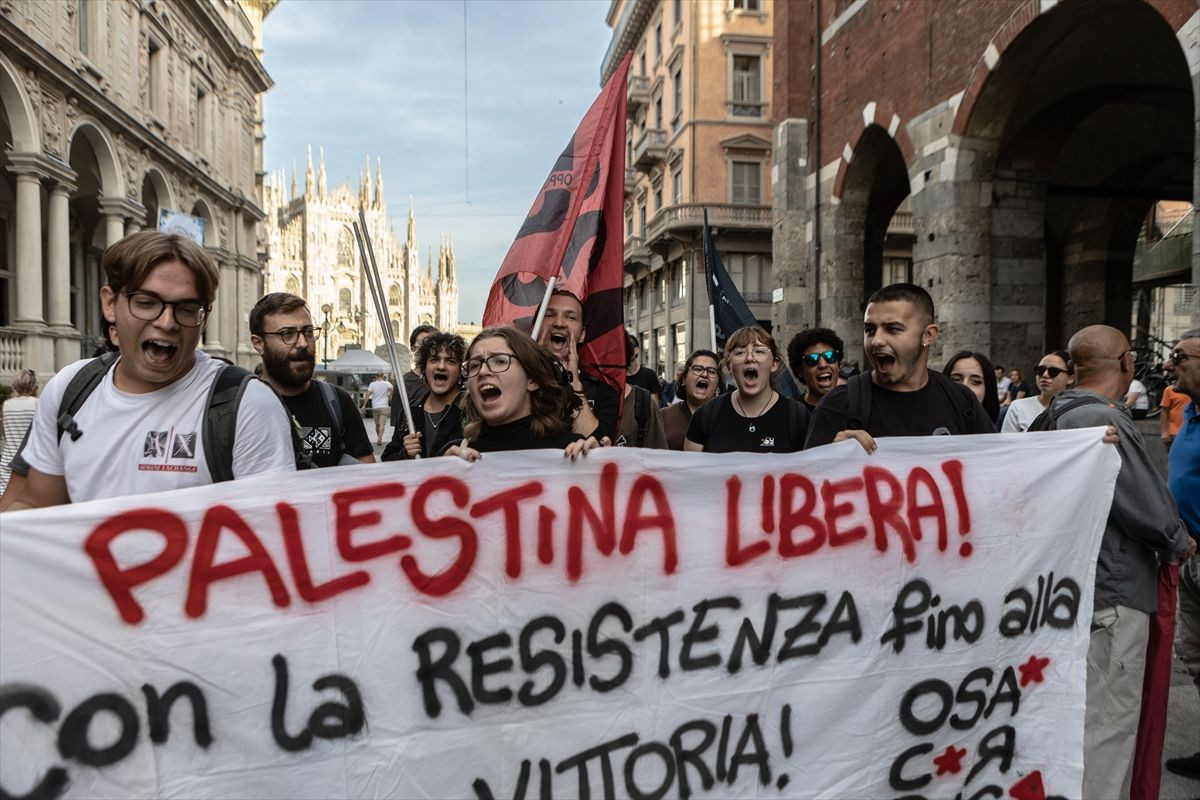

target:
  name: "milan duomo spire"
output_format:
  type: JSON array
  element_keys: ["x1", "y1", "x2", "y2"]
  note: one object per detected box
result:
[
  {"x1": 317, "y1": 147, "x2": 327, "y2": 198},
  {"x1": 375, "y1": 158, "x2": 384, "y2": 210},
  {"x1": 290, "y1": 159, "x2": 298, "y2": 200},
  {"x1": 407, "y1": 196, "x2": 416, "y2": 247},
  {"x1": 359, "y1": 155, "x2": 371, "y2": 208},
  {"x1": 305, "y1": 146, "x2": 314, "y2": 196}
]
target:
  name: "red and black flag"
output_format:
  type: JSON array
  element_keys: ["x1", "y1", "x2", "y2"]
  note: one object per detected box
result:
[{"x1": 482, "y1": 52, "x2": 632, "y2": 396}]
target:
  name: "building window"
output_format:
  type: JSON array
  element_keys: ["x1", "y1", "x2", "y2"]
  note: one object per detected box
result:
[
  {"x1": 672, "y1": 70, "x2": 682, "y2": 131},
  {"x1": 641, "y1": 332, "x2": 652, "y2": 363},
  {"x1": 388, "y1": 283, "x2": 402, "y2": 307},
  {"x1": 147, "y1": 41, "x2": 162, "y2": 114},
  {"x1": 639, "y1": 203, "x2": 647, "y2": 237},
  {"x1": 654, "y1": 96, "x2": 663, "y2": 129},
  {"x1": 884, "y1": 257, "x2": 913, "y2": 286},
  {"x1": 672, "y1": 261, "x2": 686, "y2": 304},
  {"x1": 77, "y1": 0, "x2": 90, "y2": 56},
  {"x1": 725, "y1": 253, "x2": 772, "y2": 302},
  {"x1": 731, "y1": 161, "x2": 762, "y2": 204},
  {"x1": 626, "y1": 287, "x2": 636, "y2": 320},
  {"x1": 337, "y1": 228, "x2": 355, "y2": 267},
  {"x1": 638, "y1": 281, "x2": 648, "y2": 316},
  {"x1": 731, "y1": 55, "x2": 762, "y2": 117},
  {"x1": 626, "y1": 212, "x2": 633, "y2": 237},
  {"x1": 672, "y1": 169, "x2": 682, "y2": 204},
  {"x1": 656, "y1": 328, "x2": 667, "y2": 371},
  {"x1": 655, "y1": 23, "x2": 662, "y2": 63},
  {"x1": 639, "y1": 51, "x2": 646, "y2": 76},
  {"x1": 338, "y1": 287, "x2": 352, "y2": 316},
  {"x1": 656, "y1": 273, "x2": 667, "y2": 310},
  {"x1": 674, "y1": 0, "x2": 682, "y2": 28},
  {"x1": 732, "y1": 0, "x2": 761, "y2": 10},
  {"x1": 196, "y1": 87, "x2": 210, "y2": 156},
  {"x1": 673, "y1": 323, "x2": 687, "y2": 366},
  {"x1": 653, "y1": 186, "x2": 663, "y2": 212}
]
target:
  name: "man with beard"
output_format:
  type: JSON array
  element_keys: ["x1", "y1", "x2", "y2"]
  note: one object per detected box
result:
[
  {"x1": 805, "y1": 283, "x2": 995, "y2": 451},
  {"x1": 661, "y1": 348, "x2": 720, "y2": 450},
  {"x1": 382, "y1": 331, "x2": 467, "y2": 460},
  {"x1": 250, "y1": 293, "x2": 374, "y2": 467},
  {"x1": 787, "y1": 328, "x2": 844, "y2": 412},
  {"x1": 536, "y1": 290, "x2": 618, "y2": 442}
]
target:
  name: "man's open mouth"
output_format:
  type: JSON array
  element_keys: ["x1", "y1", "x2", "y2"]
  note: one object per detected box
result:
[
  {"x1": 815, "y1": 369, "x2": 835, "y2": 388},
  {"x1": 873, "y1": 353, "x2": 896, "y2": 373},
  {"x1": 548, "y1": 332, "x2": 568, "y2": 348},
  {"x1": 142, "y1": 339, "x2": 178, "y2": 367}
]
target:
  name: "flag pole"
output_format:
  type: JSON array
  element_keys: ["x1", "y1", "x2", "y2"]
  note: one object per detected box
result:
[
  {"x1": 353, "y1": 214, "x2": 419, "y2": 456},
  {"x1": 530, "y1": 275, "x2": 557, "y2": 342},
  {"x1": 709, "y1": 304, "x2": 718, "y2": 353}
]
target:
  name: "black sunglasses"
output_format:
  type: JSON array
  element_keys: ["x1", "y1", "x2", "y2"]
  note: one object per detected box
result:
[
  {"x1": 1035, "y1": 365, "x2": 1069, "y2": 378},
  {"x1": 801, "y1": 350, "x2": 840, "y2": 367}
]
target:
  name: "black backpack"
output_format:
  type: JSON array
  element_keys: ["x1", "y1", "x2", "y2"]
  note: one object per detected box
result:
[
  {"x1": 55, "y1": 352, "x2": 307, "y2": 482},
  {"x1": 845, "y1": 370, "x2": 977, "y2": 432},
  {"x1": 1026, "y1": 394, "x2": 1111, "y2": 432}
]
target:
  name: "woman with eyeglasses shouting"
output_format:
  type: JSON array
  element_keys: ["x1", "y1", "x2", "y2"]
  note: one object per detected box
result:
[
  {"x1": 661, "y1": 348, "x2": 721, "y2": 449},
  {"x1": 442, "y1": 327, "x2": 601, "y2": 461},
  {"x1": 1001, "y1": 350, "x2": 1075, "y2": 432},
  {"x1": 684, "y1": 326, "x2": 811, "y2": 453}
]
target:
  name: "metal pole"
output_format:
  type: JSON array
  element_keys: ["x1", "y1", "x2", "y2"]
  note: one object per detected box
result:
[
  {"x1": 353, "y1": 214, "x2": 418, "y2": 453},
  {"x1": 530, "y1": 275, "x2": 557, "y2": 342}
]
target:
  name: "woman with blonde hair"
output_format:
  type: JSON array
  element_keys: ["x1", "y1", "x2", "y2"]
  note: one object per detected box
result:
[
  {"x1": 684, "y1": 326, "x2": 811, "y2": 453},
  {"x1": 1, "y1": 369, "x2": 38, "y2": 494},
  {"x1": 444, "y1": 326, "x2": 600, "y2": 461}
]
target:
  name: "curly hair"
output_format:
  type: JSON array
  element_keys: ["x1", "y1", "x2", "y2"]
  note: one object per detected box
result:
[
  {"x1": 416, "y1": 331, "x2": 467, "y2": 375},
  {"x1": 461, "y1": 327, "x2": 578, "y2": 442},
  {"x1": 786, "y1": 327, "x2": 844, "y2": 376}
]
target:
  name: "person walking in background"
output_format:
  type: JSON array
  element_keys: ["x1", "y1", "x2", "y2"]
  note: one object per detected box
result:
[
  {"x1": 367, "y1": 372, "x2": 393, "y2": 445},
  {"x1": 1160, "y1": 379, "x2": 1188, "y2": 451},
  {"x1": 0, "y1": 369, "x2": 38, "y2": 494},
  {"x1": 943, "y1": 350, "x2": 1001, "y2": 426},
  {"x1": 1001, "y1": 350, "x2": 1075, "y2": 433},
  {"x1": 1126, "y1": 375, "x2": 1151, "y2": 420}
]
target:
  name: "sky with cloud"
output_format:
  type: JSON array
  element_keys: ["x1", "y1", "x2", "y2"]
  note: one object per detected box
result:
[{"x1": 262, "y1": 0, "x2": 613, "y2": 324}]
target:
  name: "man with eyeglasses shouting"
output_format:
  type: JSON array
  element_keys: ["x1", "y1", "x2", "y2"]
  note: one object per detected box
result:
[
  {"x1": 6, "y1": 232, "x2": 295, "y2": 511},
  {"x1": 786, "y1": 327, "x2": 845, "y2": 412},
  {"x1": 660, "y1": 349, "x2": 720, "y2": 450},
  {"x1": 250, "y1": 292, "x2": 374, "y2": 467}
]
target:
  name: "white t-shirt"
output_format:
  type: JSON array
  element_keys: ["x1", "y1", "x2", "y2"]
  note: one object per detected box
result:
[
  {"x1": 996, "y1": 376, "x2": 1012, "y2": 399},
  {"x1": 368, "y1": 379, "x2": 392, "y2": 409},
  {"x1": 1126, "y1": 379, "x2": 1150, "y2": 410},
  {"x1": 1001, "y1": 395, "x2": 1046, "y2": 433},
  {"x1": 22, "y1": 351, "x2": 295, "y2": 503}
]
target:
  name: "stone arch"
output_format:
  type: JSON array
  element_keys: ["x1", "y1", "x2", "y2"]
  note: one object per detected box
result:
[
  {"x1": 823, "y1": 123, "x2": 913, "y2": 362},
  {"x1": 0, "y1": 53, "x2": 39, "y2": 152},
  {"x1": 140, "y1": 167, "x2": 175, "y2": 229},
  {"x1": 67, "y1": 119, "x2": 124, "y2": 199},
  {"x1": 189, "y1": 197, "x2": 217, "y2": 247},
  {"x1": 285, "y1": 274, "x2": 300, "y2": 296},
  {"x1": 388, "y1": 282, "x2": 402, "y2": 307},
  {"x1": 948, "y1": 0, "x2": 1194, "y2": 369}
]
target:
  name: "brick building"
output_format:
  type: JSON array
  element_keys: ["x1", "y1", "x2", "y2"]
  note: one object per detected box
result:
[{"x1": 771, "y1": 0, "x2": 1198, "y2": 372}]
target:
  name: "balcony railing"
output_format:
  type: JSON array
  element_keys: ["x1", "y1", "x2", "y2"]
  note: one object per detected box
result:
[
  {"x1": 627, "y1": 76, "x2": 649, "y2": 118},
  {"x1": 645, "y1": 203, "x2": 771, "y2": 241},
  {"x1": 624, "y1": 235, "x2": 652, "y2": 273},
  {"x1": 887, "y1": 210, "x2": 914, "y2": 237},
  {"x1": 0, "y1": 327, "x2": 25, "y2": 374},
  {"x1": 632, "y1": 128, "x2": 667, "y2": 173},
  {"x1": 624, "y1": 168, "x2": 637, "y2": 196}
]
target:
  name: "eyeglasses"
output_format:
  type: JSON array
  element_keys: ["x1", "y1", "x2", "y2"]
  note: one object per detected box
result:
[
  {"x1": 124, "y1": 291, "x2": 208, "y2": 328},
  {"x1": 688, "y1": 365, "x2": 719, "y2": 378},
  {"x1": 261, "y1": 326, "x2": 322, "y2": 345},
  {"x1": 464, "y1": 353, "x2": 516, "y2": 378},
  {"x1": 729, "y1": 346, "x2": 772, "y2": 359},
  {"x1": 1170, "y1": 350, "x2": 1199, "y2": 364},
  {"x1": 1035, "y1": 365, "x2": 1070, "y2": 378},
  {"x1": 801, "y1": 350, "x2": 840, "y2": 367}
]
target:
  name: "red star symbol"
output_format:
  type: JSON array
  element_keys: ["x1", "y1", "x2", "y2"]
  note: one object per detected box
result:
[
  {"x1": 1009, "y1": 770, "x2": 1046, "y2": 800},
  {"x1": 933, "y1": 745, "x2": 967, "y2": 776},
  {"x1": 1019, "y1": 655, "x2": 1051, "y2": 687}
]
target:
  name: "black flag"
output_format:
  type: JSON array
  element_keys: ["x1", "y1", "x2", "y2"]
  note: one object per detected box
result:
[{"x1": 702, "y1": 209, "x2": 803, "y2": 398}]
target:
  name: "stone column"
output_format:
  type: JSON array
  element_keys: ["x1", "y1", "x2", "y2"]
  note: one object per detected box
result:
[
  {"x1": 125, "y1": 218, "x2": 143, "y2": 235},
  {"x1": 104, "y1": 213, "x2": 126, "y2": 248},
  {"x1": 12, "y1": 169, "x2": 45, "y2": 328},
  {"x1": 47, "y1": 179, "x2": 79, "y2": 368}
]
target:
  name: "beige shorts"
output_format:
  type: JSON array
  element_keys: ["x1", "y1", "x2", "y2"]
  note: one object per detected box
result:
[{"x1": 372, "y1": 407, "x2": 388, "y2": 421}]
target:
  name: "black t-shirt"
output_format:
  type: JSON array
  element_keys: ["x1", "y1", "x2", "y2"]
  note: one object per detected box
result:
[
  {"x1": 580, "y1": 371, "x2": 619, "y2": 442},
  {"x1": 282, "y1": 382, "x2": 374, "y2": 467},
  {"x1": 804, "y1": 371, "x2": 996, "y2": 447},
  {"x1": 442, "y1": 416, "x2": 582, "y2": 454},
  {"x1": 686, "y1": 393, "x2": 809, "y2": 453},
  {"x1": 1008, "y1": 381, "x2": 1032, "y2": 402},
  {"x1": 626, "y1": 366, "x2": 662, "y2": 400},
  {"x1": 381, "y1": 397, "x2": 465, "y2": 461}
]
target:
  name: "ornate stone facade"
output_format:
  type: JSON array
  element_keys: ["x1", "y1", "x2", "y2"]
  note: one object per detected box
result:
[
  {"x1": 260, "y1": 149, "x2": 458, "y2": 362},
  {"x1": 0, "y1": 0, "x2": 276, "y2": 379}
]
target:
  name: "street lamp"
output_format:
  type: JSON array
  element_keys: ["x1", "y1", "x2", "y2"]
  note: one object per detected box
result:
[{"x1": 320, "y1": 303, "x2": 333, "y2": 366}]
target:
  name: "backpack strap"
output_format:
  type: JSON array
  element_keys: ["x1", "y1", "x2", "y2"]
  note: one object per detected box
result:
[
  {"x1": 1027, "y1": 395, "x2": 1110, "y2": 432},
  {"x1": 845, "y1": 372, "x2": 873, "y2": 431},
  {"x1": 56, "y1": 351, "x2": 120, "y2": 443},
  {"x1": 202, "y1": 365, "x2": 255, "y2": 483},
  {"x1": 314, "y1": 379, "x2": 348, "y2": 464},
  {"x1": 928, "y1": 370, "x2": 977, "y2": 430},
  {"x1": 634, "y1": 385, "x2": 649, "y2": 447},
  {"x1": 785, "y1": 397, "x2": 810, "y2": 450}
]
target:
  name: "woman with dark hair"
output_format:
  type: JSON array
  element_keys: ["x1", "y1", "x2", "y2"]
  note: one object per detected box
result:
[
  {"x1": 1001, "y1": 350, "x2": 1075, "y2": 432},
  {"x1": 443, "y1": 326, "x2": 599, "y2": 460},
  {"x1": 684, "y1": 326, "x2": 810, "y2": 453},
  {"x1": 661, "y1": 348, "x2": 720, "y2": 450},
  {"x1": 943, "y1": 350, "x2": 1000, "y2": 424}
]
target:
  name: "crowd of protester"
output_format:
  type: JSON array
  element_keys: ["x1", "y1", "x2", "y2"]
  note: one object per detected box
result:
[{"x1": 0, "y1": 230, "x2": 1196, "y2": 792}]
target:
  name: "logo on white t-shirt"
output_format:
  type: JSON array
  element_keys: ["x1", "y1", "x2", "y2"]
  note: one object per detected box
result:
[{"x1": 139, "y1": 429, "x2": 199, "y2": 472}]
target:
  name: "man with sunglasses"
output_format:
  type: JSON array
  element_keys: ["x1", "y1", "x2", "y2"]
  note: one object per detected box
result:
[
  {"x1": 786, "y1": 328, "x2": 845, "y2": 412},
  {"x1": 661, "y1": 349, "x2": 720, "y2": 449},
  {"x1": 250, "y1": 293, "x2": 374, "y2": 468},
  {"x1": 1046, "y1": 324, "x2": 1194, "y2": 798},
  {"x1": 8, "y1": 232, "x2": 294, "y2": 510},
  {"x1": 1164, "y1": 330, "x2": 1200, "y2": 781}
]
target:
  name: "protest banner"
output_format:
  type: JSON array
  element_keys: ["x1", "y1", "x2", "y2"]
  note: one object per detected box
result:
[{"x1": 0, "y1": 430, "x2": 1118, "y2": 799}]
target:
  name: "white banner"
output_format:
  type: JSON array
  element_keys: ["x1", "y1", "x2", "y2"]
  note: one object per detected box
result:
[{"x1": 0, "y1": 431, "x2": 1119, "y2": 799}]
